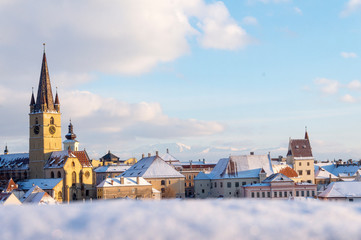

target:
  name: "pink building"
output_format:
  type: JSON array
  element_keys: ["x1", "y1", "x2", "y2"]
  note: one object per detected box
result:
[{"x1": 243, "y1": 173, "x2": 317, "y2": 199}]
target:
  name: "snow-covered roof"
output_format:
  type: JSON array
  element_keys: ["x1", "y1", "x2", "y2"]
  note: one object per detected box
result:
[
  {"x1": 161, "y1": 153, "x2": 178, "y2": 162},
  {"x1": 262, "y1": 173, "x2": 293, "y2": 183},
  {"x1": 319, "y1": 181, "x2": 361, "y2": 198},
  {"x1": 314, "y1": 166, "x2": 338, "y2": 179},
  {"x1": 17, "y1": 178, "x2": 62, "y2": 191},
  {"x1": 97, "y1": 177, "x2": 151, "y2": 188},
  {"x1": 0, "y1": 153, "x2": 29, "y2": 170},
  {"x1": 21, "y1": 185, "x2": 57, "y2": 205},
  {"x1": 121, "y1": 156, "x2": 184, "y2": 179},
  {"x1": 94, "y1": 165, "x2": 131, "y2": 173},
  {"x1": 319, "y1": 164, "x2": 360, "y2": 178},
  {"x1": 209, "y1": 155, "x2": 273, "y2": 179},
  {"x1": 45, "y1": 150, "x2": 92, "y2": 168},
  {"x1": 194, "y1": 171, "x2": 211, "y2": 180}
]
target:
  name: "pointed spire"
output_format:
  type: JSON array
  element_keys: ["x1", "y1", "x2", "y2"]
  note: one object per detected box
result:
[
  {"x1": 34, "y1": 45, "x2": 55, "y2": 112},
  {"x1": 30, "y1": 87, "x2": 35, "y2": 106},
  {"x1": 54, "y1": 87, "x2": 60, "y2": 112},
  {"x1": 305, "y1": 126, "x2": 309, "y2": 140}
]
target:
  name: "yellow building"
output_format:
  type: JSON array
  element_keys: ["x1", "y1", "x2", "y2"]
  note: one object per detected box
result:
[
  {"x1": 121, "y1": 153, "x2": 185, "y2": 198},
  {"x1": 29, "y1": 50, "x2": 62, "y2": 178},
  {"x1": 96, "y1": 176, "x2": 158, "y2": 200},
  {"x1": 44, "y1": 148, "x2": 95, "y2": 202},
  {"x1": 286, "y1": 130, "x2": 315, "y2": 184}
]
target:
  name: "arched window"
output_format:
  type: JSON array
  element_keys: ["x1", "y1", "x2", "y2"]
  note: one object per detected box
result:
[
  {"x1": 161, "y1": 180, "x2": 165, "y2": 186},
  {"x1": 72, "y1": 162, "x2": 75, "y2": 168},
  {"x1": 50, "y1": 117, "x2": 54, "y2": 125},
  {"x1": 72, "y1": 171, "x2": 76, "y2": 185},
  {"x1": 57, "y1": 171, "x2": 61, "y2": 178},
  {"x1": 50, "y1": 171, "x2": 54, "y2": 178},
  {"x1": 58, "y1": 191, "x2": 62, "y2": 200}
]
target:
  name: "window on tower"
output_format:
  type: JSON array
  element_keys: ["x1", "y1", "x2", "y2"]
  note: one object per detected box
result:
[{"x1": 50, "y1": 117, "x2": 54, "y2": 125}]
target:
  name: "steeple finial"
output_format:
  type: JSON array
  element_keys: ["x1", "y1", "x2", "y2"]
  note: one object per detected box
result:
[
  {"x1": 43, "y1": 43, "x2": 46, "y2": 53},
  {"x1": 65, "y1": 119, "x2": 77, "y2": 140},
  {"x1": 305, "y1": 126, "x2": 309, "y2": 140}
]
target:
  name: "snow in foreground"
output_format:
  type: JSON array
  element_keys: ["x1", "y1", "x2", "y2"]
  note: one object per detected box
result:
[{"x1": 2, "y1": 199, "x2": 361, "y2": 240}]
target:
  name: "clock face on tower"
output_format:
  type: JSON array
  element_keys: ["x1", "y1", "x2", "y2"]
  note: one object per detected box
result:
[
  {"x1": 49, "y1": 126, "x2": 56, "y2": 135},
  {"x1": 34, "y1": 126, "x2": 40, "y2": 135}
]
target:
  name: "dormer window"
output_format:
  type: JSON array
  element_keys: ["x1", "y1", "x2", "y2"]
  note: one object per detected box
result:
[
  {"x1": 302, "y1": 145, "x2": 306, "y2": 148},
  {"x1": 295, "y1": 145, "x2": 299, "y2": 149}
]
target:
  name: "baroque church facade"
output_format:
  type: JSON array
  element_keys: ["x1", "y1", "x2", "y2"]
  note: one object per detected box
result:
[{"x1": 0, "y1": 49, "x2": 95, "y2": 202}]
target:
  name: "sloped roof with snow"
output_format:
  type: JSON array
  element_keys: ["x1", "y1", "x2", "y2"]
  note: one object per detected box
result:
[
  {"x1": 319, "y1": 182, "x2": 361, "y2": 198},
  {"x1": 94, "y1": 165, "x2": 130, "y2": 173},
  {"x1": 121, "y1": 156, "x2": 184, "y2": 179},
  {"x1": 194, "y1": 171, "x2": 211, "y2": 180},
  {"x1": 97, "y1": 177, "x2": 151, "y2": 188},
  {"x1": 0, "y1": 153, "x2": 29, "y2": 170},
  {"x1": 314, "y1": 165, "x2": 338, "y2": 179},
  {"x1": 45, "y1": 150, "x2": 92, "y2": 169},
  {"x1": 17, "y1": 178, "x2": 62, "y2": 191},
  {"x1": 21, "y1": 185, "x2": 57, "y2": 205},
  {"x1": 320, "y1": 164, "x2": 360, "y2": 178},
  {"x1": 262, "y1": 173, "x2": 293, "y2": 183},
  {"x1": 209, "y1": 155, "x2": 273, "y2": 179}
]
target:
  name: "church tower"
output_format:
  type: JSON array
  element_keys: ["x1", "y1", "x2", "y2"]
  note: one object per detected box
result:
[
  {"x1": 29, "y1": 47, "x2": 62, "y2": 178},
  {"x1": 63, "y1": 120, "x2": 79, "y2": 151}
]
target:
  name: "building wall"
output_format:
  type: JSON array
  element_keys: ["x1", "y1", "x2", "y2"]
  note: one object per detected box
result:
[
  {"x1": 293, "y1": 159, "x2": 315, "y2": 183},
  {"x1": 29, "y1": 112, "x2": 62, "y2": 178},
  {"x1": 181, "y1": 170, "x2": 200, "y2": 197},
  {"x1": 146, "y1": 177, "x2": 185, "y2": 198},
  {"x1": 97, "y1": 184, "x2": 153, "y2": 200},
  {"x1": 244, "y1": 184, "x2": 317, "y2": 199},
  {"x1": 194, "y1": 178, "x2": 260, "y2": 199}
]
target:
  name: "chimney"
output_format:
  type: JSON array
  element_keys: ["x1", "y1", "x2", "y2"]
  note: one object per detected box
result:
[
  {"x1": 110, "y1": 180, "x2": 114, "y2": 185},
  {"x1": 190, "y1": 160, "x2": 192, "y2": 169},
  {"x1": 156, "y1": 151, "x2": 158, "y2": 156},
  {"x1": 148, "y1": 153, "x2": 151, "y2": 157},
  {"x1": 120, "y1": 177, "x2": 124, "y2": 184},
  {"x1": 250, "y1": 152, "x2": 254, "y2": 155},
  {"x1": 142, "y1": 153, "x2": 144, "y2": 159},
  {"x1": 136, "y1": 176, "x2": 140, "y2": 184},
  {"x1": 203, "y1": 158, "x2": 205, "y2": 164},
  {"x1": 167, "y1": 148, "x2": 169, "y2": 154}
]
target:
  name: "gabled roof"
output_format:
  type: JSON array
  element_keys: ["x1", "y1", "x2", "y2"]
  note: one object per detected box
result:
[
  {"x1": 210, "y1": 154, "x2": 273, "y2": 179},
  {"x1": 0, "y1": 153, "x2": 29, "y2": 170},
  {"x1": 319, "y1": 181, "x2": 361, "y2": 198},
  {"x1": 314, "y1": 165, "x2": 338, "y2": 179},
  {"x1": 100, "y1": 151, "x2": 121, "y2": 162},
  {"x1": 44, "y1": 150, "x2": 92, "y2": 168},
  {"x1": 21, "y1": 185, "x2": 57, "y2": 205},
  {"x1": 121, "y1": 156, "x2": 184, "y2": 179},
  {"x1": 3, "y1": 178, "x2": 18, "y2": 193},
  {"x1": 17, "y1": 178, "x2": 62, "y2": 191},
  {"x1": 0, "y1": 192, "x2": 21, "y2": 205},
  {"x1": 287, "y1": 139, "x2": 313, "y2": 158},
  {"x1": 262, "y1": 173, "x2": 293, "y2": 183},
  {"x1": 194, "y1": 171, "x2": 211, "y2": 180}
]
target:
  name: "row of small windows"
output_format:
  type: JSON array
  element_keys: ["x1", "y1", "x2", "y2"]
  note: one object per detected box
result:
[
  {"x1": 298, "y1": 162, "x2": 311, "y2": 166},
  {"x1": 50, "y1": 171, "x2": 62, "y2": 178},
  {"x1": 34, "y1": 117, "x2": 55, "y2": 125},
  {"x1": 251, "y1": 190, "x2": 316, "y2": 198},
  {"x1": 199, "y1": 181, "x2": 257, "y2": 189},
  {"x1": 298, "y1": 170, "x2": 311, "y2": 176}
]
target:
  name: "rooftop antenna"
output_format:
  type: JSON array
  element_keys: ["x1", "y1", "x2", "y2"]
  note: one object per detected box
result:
[{"x1": 43, "y1": 43, "x2": 46, "y2": 53}]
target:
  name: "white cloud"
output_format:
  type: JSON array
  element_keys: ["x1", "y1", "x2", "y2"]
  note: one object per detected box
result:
[
  {"x1": 0, "y1": 0, "x2": 252, "y2": 76},
  {"x1": 341, "y1": 94, "x2": 356, "y2": 103},
  {"x1": 242, "y1": 16, "x2": 258, "y2": 26},
  {"x1": 341, "y1": 52, "x2": 358, "y2": 58},
  {"x1": 61, "y1": 90, "x2": 224, "y2": 138},
  {"x1": 294, "y1": 7, "x2": 302, "y2": 15},
  {"x1": 314, "y1": 78, "x2": 340, "y2": 94},
  {"x1": 195, "y1": 2, "x2": 252, "y2": 50},
  {"x1": 347, "y1": 80, "x2": 361, "y2": 90},
  {"x1": 340, "y1": 0, "x2": 361, "y2": 17}
]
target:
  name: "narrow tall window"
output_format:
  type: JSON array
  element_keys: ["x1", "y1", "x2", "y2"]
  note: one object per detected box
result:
[
  {"x1": 57, "y1": 171, "x2": 61, "y2": 178},
  {"x1": 50, "y1": 171, "x2": 54, "y2": 178},
  {"x1": 50, "y1": 117, "x2": 54, "y2": 125},
  {"x1": 161, "y1": 180, "x2": 165, "y2": 185},
  {"x1": 72, "y1": 171, "x2": 76, "y2": 185}
]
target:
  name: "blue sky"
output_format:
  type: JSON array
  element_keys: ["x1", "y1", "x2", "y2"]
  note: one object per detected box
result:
[{"x1": 0, "y1": 0, "x2": 361, "y2": 161}]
